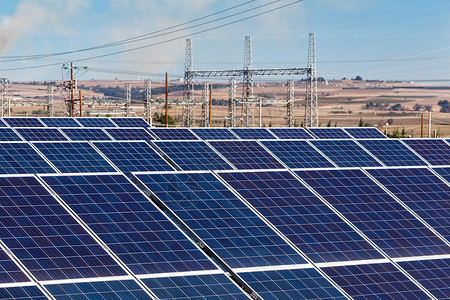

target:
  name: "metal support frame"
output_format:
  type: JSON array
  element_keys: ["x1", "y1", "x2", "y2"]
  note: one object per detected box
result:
[
  {"x1": 287, "y1": 80, "x2": 294, "y2": 127},
  {"x1": 227, "y1": 78, "x2": 236, "y2": 127},
  {"x1": 305, "y1": 33, "x2": 318, "y2": 127},
  {"x1": 125, "y1": 83, "x2": 131, "y2": 117},
  {"x1": 241, "y1": 36, "x2": 254, "y2": 127},
  {"x1": 47, "y1": 85, "x2": 54, "y2": 117},
  {"x1": 1, "y1": 78, "x2": 8, "y2": 118},
  {"x1": 201, "y1": 82, "x2": 209, "y2": 127},
  {"x1": 144, "y1": 79, "x2": 152, "y2": 126},
  {"x1": 183, "y1": 38, "x2": 194, "y2": 127}
]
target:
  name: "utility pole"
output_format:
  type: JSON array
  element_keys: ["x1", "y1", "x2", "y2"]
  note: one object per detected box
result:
[
  {"x1": 241, "y1": 36, "x2": 254, "y2": 127},
  {"x1": 201, "y1": 82, "x2": 209, "y2": 127},
  {"x1": 228, "y1": 78, "x2": 236, "y2": 127},
  {"x1": 1, "y1": 78, "x2": 8, "y2": 118},
  {"x1": 209, "y1": 84, "x2": 212, "y2": 127},
  {"x1": 305, "y1": 33, "x2": 318, "y2": 127},
  {"x1": 125, "y1": 83, "x2": 131, "y2": 117},
  {"x1": 47, "y1": 85, "x2": 54, "y2": 117},
  {"x1": 183, "y1": 38, "x2": 194, "y2": 127},
  {"x1": 70, "y1": 62, "x2": 75, "y2": 117},
  {"x1": 79, "y1": 90, "x2": 82, "y2": 117},
  {"x1": 287, "y1": 80, "x2": 295, "y2": 127},
  {"x1": 144, "y1": 79, "x2": 152, "y2": 126},
  {"x1": 428, "y1": 110, "x2": 432, "y2": 138},
  {"x1": 165, "y1": 72, "x2": 169, "y2": 127}
]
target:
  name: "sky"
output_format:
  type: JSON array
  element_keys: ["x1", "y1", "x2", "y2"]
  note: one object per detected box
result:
[{"x1": 1, "y1": 0, "x2": 450, "y2": 82}]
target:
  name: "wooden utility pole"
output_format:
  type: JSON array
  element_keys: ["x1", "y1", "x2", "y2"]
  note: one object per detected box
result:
[
  {"x1": 79, "y1": 90, "x2": 82, "y2": 117},
  {"x1": 420, "y1": 114, "x2": 424, "y2": 138},
  {"x1": 428, "y1": 110, "x2": 432, "y2": 138},
  {"x1": 165, "y1": 72, "x2": 169, "y2": 127}
]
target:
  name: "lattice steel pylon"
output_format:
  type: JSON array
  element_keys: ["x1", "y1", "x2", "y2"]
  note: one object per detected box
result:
[
  {"x1": 241, "y1": 36, "x2": 254, "y2": 127},
  {"x1": 1, "y1": 78, "x2": 8, "y2": 117},
  {"x1": 286, "y1": 80, "x2": 294, "y2": 127},
  {"x1": 144, "y1": 79, "x2": 152, "y2": 126},
  {"x1": 47, "y1": 85, "x2": 54, "y2": 117},
  {"x1": 227, "y1": 78, "x2": 236, "y2": 127},
  {"x1": 183, "y1": 38, "x2": 195, "y2": 127},
  {"x1": 305, "y1": 33, "x2": 318, "y2": 127},
  {"x1": 125, "y1": 83, "x2": 131, "y2": 117},
  {"x1": 200, "y1": 82, "x2": 209, "y2": 127}
]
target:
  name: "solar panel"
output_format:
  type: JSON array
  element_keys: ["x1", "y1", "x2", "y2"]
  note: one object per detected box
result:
[
  {"x1": 218, "y1": 171, "x2": 383, "y2": 263},
  {"x1": 0, "y1": 119, "x2": 8, "y2": 127},
  {"x1": 209, "y1": 140, "x2": 285, "y2": 170},
  {"x1": 295, "y1": 169, "x2": 450, "y2": 258},
  {"x1": 307, "y1": 127, "x2": 351, "y2": 139},
  {"x1": 15, "y1": 128, "x2": 68, "y2": 141},
  {"x1": 343, "y1": 127, "x2": 387, "y2": 139},
  {"x1": 321, "y1": 262, "x2": 428, "y2": 299},
  {"x1": 153, "y1": 141, "x2": 233, "y2": 171},
  {"x1": 230, "y1": 128, "x2": 277, "y2": 139},
  {"x1": 402, "y1": 139, "x2": 450, "y2": 165},
  {"x1": 190, "y1": 128, "x2": 238, "y2": 140},
  {"x1": 41, "y1": 173, "x2": 217, "y2": 275},
  {"x1": 0, "y1": 175, "x2": 126, "y2": 281},
  {"x1": 268, "y1": 128, "x2": 314, "y2": 139},
  {"x1": 45, "y1": 280, "x2": 152, "y2": 300},
  {"x1": 61, "y1": 128, "x2": 112, "y2": 141},
  {"x1": 357, "y1": 139, "x2": 427, "y2": 166},
  {"x1": 135, "y1": 172, "x2": 307, "y2": 269},
  {"x1": 39, "y1": 117, "x2": 81, "y2": 127},
  {"x1": 367, "y1": 167, "x2": 450, "y2": 241},
  {"x1": 105, "y1": 127, "x2": 154, "y2": 142},
  {"x1": 433, "y1": 166, "x2": 450, "y2": 182},
  {"x1": 398, "y1": 258, "x2": 450, "y2": 299},
  {"x1": 0, "y1": 142, "x2": 56, "y2": 174},
  {"x1": 0, "y1": 128, "x2": 22, "y2": 141},
  {"x1": 260, "y1": 140, "x2": 335, "y2": 169},
  {"x1": 237, "y1": 268, "x2": 346, "y2": 300},
  {"x1": 0, "y1": 286, "x2": 47, "y2": 300},
  {"x1": 75, "y1": 117, "x2": 117, "y2": 127},
  {"x1": 33, "y1": 141, "x2": 117, "y2": 173},
  {"x1": 2, "y1": 117, "x2": 45, "y2": 127},
  {"x1": 149, "y1": 128, "x2": 199, "y2": 140},
  {"x1": 0, "y1": 248, "x2": 30, "y2": 283},
  {"x1": 92, "y1": 141, "x2": 174, "y2": 173},
  {"x1": 310, "y1": 139, "x2": 382, "y2": 167},
  {"x1": 142, "y1": 273, "x2": 249, "y2": 299},
  {"x1": 110, "y1": 117, "x2": 149, "y2": 128}
]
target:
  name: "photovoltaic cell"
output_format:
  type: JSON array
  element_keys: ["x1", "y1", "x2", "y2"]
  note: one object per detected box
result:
[
  {"x1": 42, "y1": 174, "x2": 216, "y2": 275},
  {"x1": 0, "y1": 119, "x2": 8, "y2": 127},
  {"x1": 230, "y1": 128, "x2": 276, "y2": 139},
  {"x1": 33, "y1": 141, "x2": 117, "y2": 173},
  {"x1": 218, "y1": 171, "x2": 383, "y2": 263},
  {"x1": 15, "y1": 128, "x2": 67, "y2": 141},
  {"x1": 93, "y1": 141, "x2": 174, "y2": 173},
  {"x1": 153, "y1": 141, "x2": 233, "y2": 171},
  {"x1": 310, "y1": 139, "x2": 382, "y2": 167},
  {"x1": 135, "y1": 172, "x2": 307, "y2": 269},
  {"x1": 398, "y1": 258, "x2": 450, "y2": 299},
  {"x1": 46, "y1": 280, "x2": 152, "y2": 300},
  {"x1": 142, "y1": 273, "x2": 249, "y2": 299},
  {"x1": 75, "y1": 117, "x2": 117, "y2": 127},
  {"x1": 357, "y1": 139, "x2": 427, "y2": 166},
  {"x1": 322, "y1": 262, "x2": 427, "y2": 300},
  {"x1": 149, "y1": 128, "x2": 199, "y2": 140},
  {"x1": 402, "y1": 139, "x2": 450, "y2": 165},
  {"x1": 105, "y1": 128, "x2": 154, "y2": 142},
  {"x1": 307, "y1": 128, "x2": 351, "y2": 139},
  {"x1": 39, "y1": 117, "x2": 81, "y2": 127},
  {"x1": 209, "y1": 140, "x2": 285, "y2": 170},
  {"x1": 0, "y1": 142, "x2": 56, "y2": 174},
  {"x1": 0, "y1": 248, "x2": 29, "y2": 283},
  {"x1": 0, "y1": 286, "x2": 47, "y2": 300},
  {"x1": 268, "y1": 128, "x2": 314, "y2": 139},
  {"x1": 190, "y1": 128, "x2": 238, "y2": 140},
  {"x1": 2, "y1": 118, "x2": 45, "y2": 127},
  {"x1": 0, "y1": 176, "x2": 126, "y2": 281},
  {"x1": 61, "y1": 128, "x2": 112, "y2": 141},
  {"x1": 0, "y1": 128, "x2": 22, "y2": 141},
  {"x1": 433, "y1": 166, "x2": 450, "y2": 182},
  {"x1": 110, "y1": 117, "x2": 149, "y2": 128},
  {"x1": 343, "y1": 127, "x2": 387, "y2": 139},
  {"x1": 367, "y1": 167, "x2": 450, "y2": 241},
  {"x1": 238, "y1": 268, "x2": 346, "y2": 300},
  {"x1": 296, "y1": 169, "x2": 450, "y2": 258},
  {"x1": 260, "y1": 140, "x2": 335, "y2": 169}
]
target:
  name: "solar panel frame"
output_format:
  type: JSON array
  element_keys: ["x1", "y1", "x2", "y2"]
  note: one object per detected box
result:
[
  {"x1": 342, "y1": 127, "x2": 387, "y2": 139},
  {"x1": 14, "y1": 127, "x2": 68, "y2": 141},
  {"x1": 74, "y1": 117, "x2": 117, "y2": 128},
  {"x1": 268, "y1": 127, "x2": 315, "y2": 139},
  {"x1": 39, "y1": 117, "x2": 82, "y2": 128},
  {"x1": 60, "y1": 127, "x2": 113, "y2": 141},
  {"x1": 109, "y1": 117, "x2": 150, "y2": 128},
  {"x1": 432, "y1": 166, "x2": 450, "y2": 183},
  {"x1": 0, "y1": 119, "x2": 8, "y2": 127},
  {"x1": 2, "y1": 117, "x2": 46, "y2": 128},
  {"x1": 401, "y1": 138, "x2": 450, "y2": 166},
  {"x1": 0, "y1": 128, "x2": 23, "y2": 141},
  {"x1": 104, "y1": 127, "x2": 155, "y2": 142},
  {"x1": 307, "y1": 127, "x2": 352, "y2": 139},
  {"x1": 190, "y1": 128, "x2": 239, "y2": 140},
  {"x1": 149, "y1": 128, "x2": 199, "y2": 140},
  {"x1": 230, "y1": 128, "x2": 278, "y2": 140}
]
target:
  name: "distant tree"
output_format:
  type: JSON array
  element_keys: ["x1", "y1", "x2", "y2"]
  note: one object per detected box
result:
[
  {"x1": 387, "y1": 119, "x2": 394, "y2": 125},
  {"x1": 438, "y1": 100, "x2": 450, "y2": 112},
  {"x1": 327, "y1": 120, "x2": 332, "y2": 127},
  {"x1": 358, "y1": 117, "x2": 364, "y2": 127},
  {"x1": 354, "y1": 75, "x2": 362, "y2": 81},
  {"x1": 390, "y1": 103, "x2": 403, "y2": 111}
]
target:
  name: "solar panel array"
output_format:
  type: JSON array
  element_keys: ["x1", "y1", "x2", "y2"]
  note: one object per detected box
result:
[{"x1": 0, "y1": 118, "x2": 449, "y2": 299}]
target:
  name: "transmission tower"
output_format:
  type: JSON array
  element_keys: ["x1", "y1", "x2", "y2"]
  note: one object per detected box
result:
[
  {"x1": 227, "y1": 78, "x2": 236, "y2": 127},
  {"x1": 144, "y1": 79, "x2": 152, "y2": 126},
  {"x1": 305, "y1": 33, "x2": 318, "y2": 127},
  {"x1": 47, "y1": 85, "x2": 54, "y2": 117},
  {"x1": 201, "y1": 82, "x2": 209, "y2": 127},
  {"x1": 125, "y1": 83, "x2": 131, "y2": 117},
  {"x1": 183, "y1": 38, "x2": 194, "y2": 127},
  {"x1": 287, "y1": 80, "x2": 294, "y2": 127},
  {"x1": 241, "y1": 36, "x2": 254, "y2": 127},
  {"x1": 0, "y1": 78, "x2": 8, "y2": 117}
]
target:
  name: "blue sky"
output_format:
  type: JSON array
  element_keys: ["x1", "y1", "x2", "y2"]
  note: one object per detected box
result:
[{"x1": 1, "y1": 0, "x2": 450, "y2": 82}]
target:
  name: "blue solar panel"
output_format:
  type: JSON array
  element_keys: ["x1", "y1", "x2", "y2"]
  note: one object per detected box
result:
[
  {"x1": 42, "y1": 174, "x2": 217, "y2": 275},
  {"x1": 143, "y1": 273, "x2": 249, "y2": 299},
  {"x1": 0, "y1": 286, "x2": 47, "y2": 300},
  {"x1": 322, "y1": 262, "x2": 428, "y2": 300},
  {"x1": 110, "y1": 117, "x2": 149, "y2": 128},
  {"x1": 0, "y1": 248, "x2": 30, "y2": 283},
  {"x1": 307, "y1": 128, "x2": 351, "y2": 139},
  {"x1": 268, "y1": 128, "x2": 314, "y2": 139},
  {"x1": 2, "y1": 117, "x2": 45, "y2": 127},
  {"x1": 343, "y1": 127, "x2": 387, "y2": 139},
  {"x1": 153, "y1": 141, "x2": 233, "y2": 171},
  {"x1": 33, "y1": 141, "x2": 117, "y2": 173},
  {"x1": 295, "y1": 169, "x2": 450, "y2": 258},
  {"x1": 218, "y1": 171, "x2": 383, "y2": 263},
  {"x1": 398, "y1": 258, "x2": 450, "y2": 299},
  {"x1": 105, "y1": 128, "x2": 154, "y2": 142},
  {"x1": 0, "y1": 175, "x2": 126, "y2": 281},
  {"x1": 0, "y1": 128, "x2": 22, "y2": 141},
  {"x1": 93, "y1": 141, "x2": 174, "y2": 173},
  {"x1": 230, "y1": 128, "x2": 277, "y2": 139},
  {"x1": 149, "y1": 128, "x2": 199, "y2": 140},
  {"x1": 191, "y1": 128, "x2": 238, "y2": 140},
  {"x1": 402, "y1": 139, "x2": 450, "y2": 165},
  {"x1": 75, "y1": 117, "x2": 117, "y2": 127},
  {"x1": 209, "y1": 140, "x2": 285, "y2": 170},
  {"x1": 261, "y1": 140, "x2": 335, "y2": 168},
  {"x1": 367, "y1": 167, "x2": 450, "y2": 241},
  {"x1": 46, "y1": 280, "x2": 152, "y2": 300},
  {"x1": 433, "y1": 166, "x2": 450, "y2": 182},
  {"x1": 238, "y1": 268, "x2": 346, "y2": 300},
  {"x1": 310, "y1": 139, "x2": 382, "y2": 167},
  {"x1": 0, "y1": 119, "x2": 8, "y2": 127},
  {"x1": 15, "y1": 128, "x2": 68, "y2": 141},
  {"x1": 39, "y1": 117, "x2": 81, "y2": 127},
  {"x1": 358, "y1": 139, "x2": 427, "y2": 166},
  {"x1": 0, "y1": 142, "x2": 56, "y2": 174},
  {"x1": 61, "y1": 128, "x2": 112, "y2": 141},
  {"x1": 135, "y1": 172, "x2": 307, "y2": 269}
]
